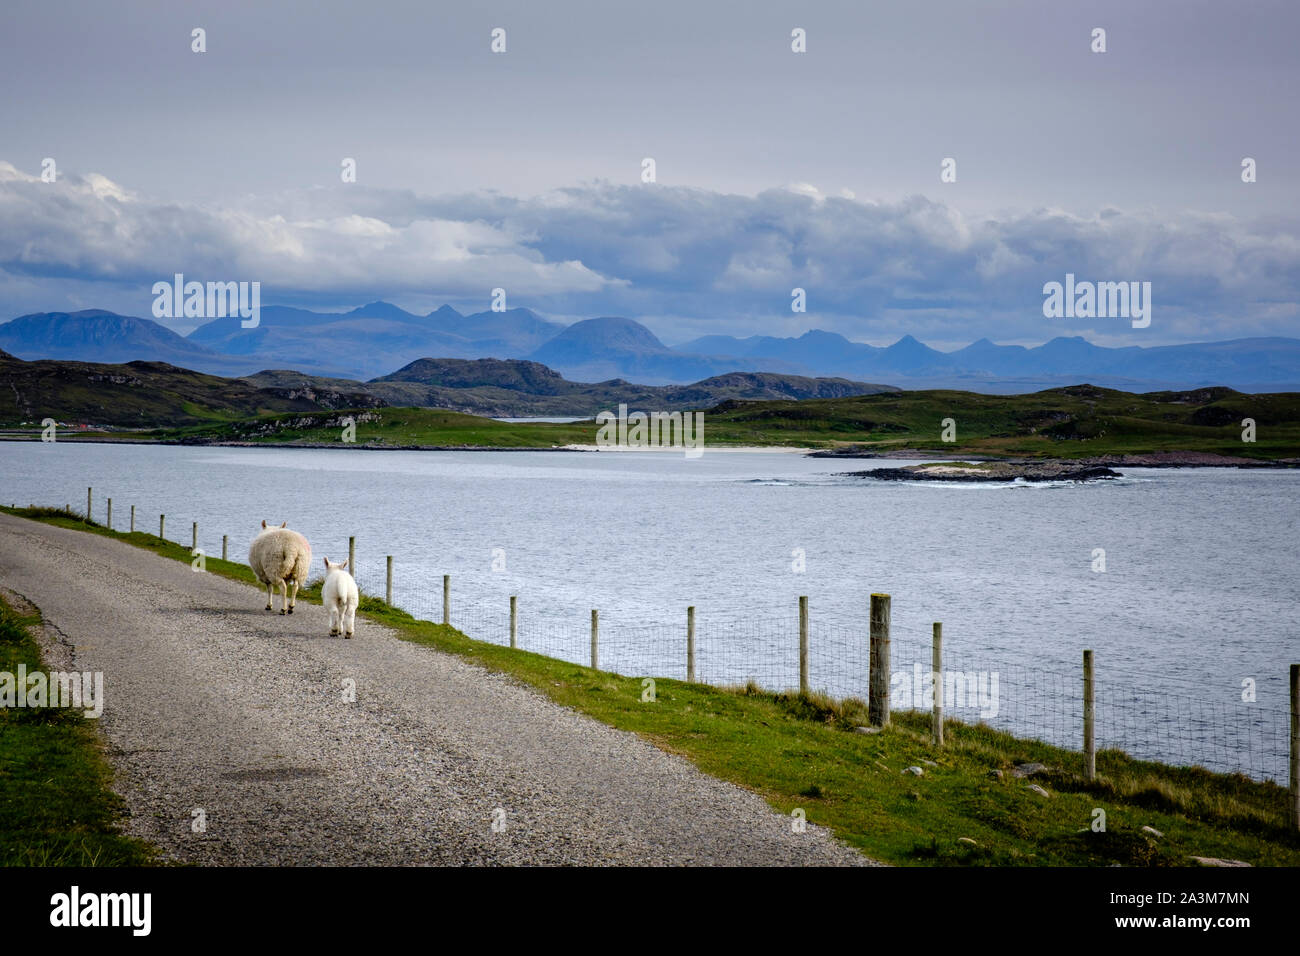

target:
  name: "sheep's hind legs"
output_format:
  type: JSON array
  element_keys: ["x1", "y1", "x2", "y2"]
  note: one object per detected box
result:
[
  {"x1": 287, "y1": 580, "x2": 298, "y2": 614},
  {"x1": 277, "y1": 580, "x2": 288, "y2": 614},
  {"x1": 265, "y1": 582, "x2": 273, "y2": 611}
]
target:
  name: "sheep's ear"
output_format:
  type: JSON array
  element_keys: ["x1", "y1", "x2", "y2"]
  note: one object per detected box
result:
[
  {"x1": 280, "y1": 521, "x2": 287, "y2": 528},
  {"x1": 261, "y1": 519, "x2": 267, "y2": 529},
  {"x1": 339, "y1": 560, "x2": 348, "y2": 570},
  {"x1": 323, "y1": 558, "x2": 333, "y2": 569}
]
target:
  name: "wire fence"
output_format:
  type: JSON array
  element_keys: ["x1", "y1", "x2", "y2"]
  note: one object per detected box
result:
[{"x1": 394, "y1": 577, "x2": 1295, "y2": 812}]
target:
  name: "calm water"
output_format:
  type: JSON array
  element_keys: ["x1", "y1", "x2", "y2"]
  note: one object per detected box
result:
[{"x1": 2, "y1": 442, "x2": 1296, "y2": 779}]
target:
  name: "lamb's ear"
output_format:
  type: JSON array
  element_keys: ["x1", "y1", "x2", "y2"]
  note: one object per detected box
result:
[
  {"x1": 338, "y1": 560, "x2": 348, "y2": 570},
  {"x1": 324, "y1": 557, "x2": 334, "y2": 569}
]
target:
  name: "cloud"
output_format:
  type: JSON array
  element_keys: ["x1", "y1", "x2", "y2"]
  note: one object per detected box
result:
[
  {"x1": 1, "y1": 160, "x2": 1296, "y2": 345},
  {"x1": 0, "y1": 162, "x2": 615, "y2": 303}
]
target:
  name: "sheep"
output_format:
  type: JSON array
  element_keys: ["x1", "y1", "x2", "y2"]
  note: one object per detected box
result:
[
  {"x1": 247, "y1": 520, "x2": 312, "y2": 615},
  {"x1": 321, "y1": 557, "x2": 359, "y2": 639}
]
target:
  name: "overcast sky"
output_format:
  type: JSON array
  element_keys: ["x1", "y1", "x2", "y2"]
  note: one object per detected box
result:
[{"x1": 2, "y1": 0, "x2": 1297, "y2": 348}]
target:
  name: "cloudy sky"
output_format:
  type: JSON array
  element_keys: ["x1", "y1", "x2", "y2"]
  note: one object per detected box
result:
[{"x1": 2, "y1": 0, "x2": 1297, "y2": 349}]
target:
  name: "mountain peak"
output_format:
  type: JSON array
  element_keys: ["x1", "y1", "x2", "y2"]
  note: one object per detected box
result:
[
  {"x1": 373, "y1": 357, "x2": 567, "y2": 393},
  {"x1": 0, "y1": 309, "x2": 228, "y2": 368},
  {"x1": 343, "y1": 301, "x2": 419, "y2": 321},
  {"x1": 550, "y1": 316, "x2": 669, "y2": 352},
  {"x1": 886, "y1": 334, "x2": 936, "y2": 351},
  {"x1": 797, "y1": 329, "x2": 851, "y2": 344}
]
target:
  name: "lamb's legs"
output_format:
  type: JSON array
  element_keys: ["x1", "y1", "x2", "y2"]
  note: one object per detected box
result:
[
  {"x1": 329, "y1": 604, "x2": 340, "y2": 636},
  {"x1": 288, "y1": 579, "x2": 298, "y2": 614},
  {"x1": 265, "y1": 582, "x2": 273, "y2": 611},
  {"x1": 277, "y1": 579, "x2": 288, "y2": 614},
  {"x1": 344, "y1": 602, "x2": 355, "y2": 639}
]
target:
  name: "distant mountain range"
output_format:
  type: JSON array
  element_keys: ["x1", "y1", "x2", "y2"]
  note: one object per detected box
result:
[
  {"x1": 2, "y1": 304, "x2": 1298, "y2": 392},
  {"x1": 527, "y1": 316, "x2": 778, "y2": 383},
  {"x1": 679, "y1": 330, "x2": 1300, "y2": 393},
  {"x1": 185, "y1": 302, "x2": 566, "y2": 378}
]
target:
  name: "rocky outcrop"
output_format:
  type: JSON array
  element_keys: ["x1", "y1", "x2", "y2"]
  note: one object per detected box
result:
[{"x1": 841, "y1": 462, "x2": 1122, "y2": 482}]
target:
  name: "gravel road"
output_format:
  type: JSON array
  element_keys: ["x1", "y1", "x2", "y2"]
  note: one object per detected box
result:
[{"x1": 0, "y1": 514, "x2": 871, "y2": 866}]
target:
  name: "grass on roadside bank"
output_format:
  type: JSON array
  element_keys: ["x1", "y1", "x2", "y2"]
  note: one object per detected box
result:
[
  {"x1": 0, "y1": 589, "x2": 154, "y2": 865},
  {"x1": 3, "y1": 504, "x2": 1298, "y2": 867}
]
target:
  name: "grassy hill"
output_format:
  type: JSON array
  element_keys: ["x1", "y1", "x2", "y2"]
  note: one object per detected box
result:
[
  {"x1": 102, "y1": 383, "x2": 1300, "y2": 461},
  {"x1": 0, "y1": 350, "x2": 897, "y2": 425},
  {"x1": 0, "y1": 351, "x2": 382, "y2": 427},
  {"x1": 4, "y1": 346, "x2": 1294, "y2": 460},
  {"x1": 251, "y1": 361, "x2": 899, "y2": 417},
  {"x1": 153, "y1": 407, "x2": 596, "y2": 448},
  {"x1": 699, "y1": 384, "x2": 1300, "y2": 459}
]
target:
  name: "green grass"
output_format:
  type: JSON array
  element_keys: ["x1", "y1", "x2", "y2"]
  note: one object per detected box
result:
[
  {"x1": 4, "y1": 505, "x2": 1298, "y2": 866},
  {"x1": 101, "y1": 383, "x2": 1300, "y2": 460},
  {"x1": 0, "y1": 588, "x2": 154, "y2": 865},
  {"x1": 695, "y1": 385, "x2": 1300, "y2": 459},
  {"x1": 130, "y1": 407, "x2": 596, "y2": 448}
]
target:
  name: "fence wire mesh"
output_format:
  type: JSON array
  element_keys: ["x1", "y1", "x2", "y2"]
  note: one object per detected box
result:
[{"x1": 385, "y1": 579, "x2": 1293, "y2": 820}]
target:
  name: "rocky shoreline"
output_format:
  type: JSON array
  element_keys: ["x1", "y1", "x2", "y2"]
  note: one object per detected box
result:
[
  {"x1": 813, "y1": 447, "x2": 1297, "y2": 468},
  {"x1": 0, "y1": 435, "x2": 589, "y2": 452},
  {"x1": 841, "y1": 461, "x2": 1123, "y2": 483}
]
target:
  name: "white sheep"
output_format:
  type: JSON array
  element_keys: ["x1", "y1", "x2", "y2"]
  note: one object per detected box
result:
[
  {"x1": 321, "y1": 557, "x2": 359, "y2": 639},
  {"x1": 247, "y1": 520, "x2": 312, "y2": 615}
]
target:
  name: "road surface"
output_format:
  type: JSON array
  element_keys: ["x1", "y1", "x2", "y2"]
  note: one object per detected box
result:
[{"x1": 0, "y1": 514, "x2": 870, "y2": 866}]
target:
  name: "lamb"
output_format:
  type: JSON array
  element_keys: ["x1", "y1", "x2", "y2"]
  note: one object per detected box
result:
[
  {"x1": 321, "y1": 557, "x2": 359, "y2": 639},
  {"x1": 247, "y1": 520, "x2": 312, "y2": 615}
]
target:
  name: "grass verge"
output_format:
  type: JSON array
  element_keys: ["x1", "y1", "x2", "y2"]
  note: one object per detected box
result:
[
  {"x1": 0, "y1": 586, "x2": 154, "y2": 865},
  {"x1": 2, "y1": 505, "x2": 1297, "y2": 866}
]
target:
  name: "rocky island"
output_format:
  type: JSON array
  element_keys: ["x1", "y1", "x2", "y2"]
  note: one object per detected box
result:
[{"x1": 841, "y1": 461, "x2": 1123, "y2": 482}]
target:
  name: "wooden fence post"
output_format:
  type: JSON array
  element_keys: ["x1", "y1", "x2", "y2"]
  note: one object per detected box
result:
[
  {"x1": 106, "y1": 498, "x2": 112, "y2": 531},
  {"x1": 86, "y1": 487, "x2": 91, "y2": 522},
  {"x1": 1084, "y1": 649, "x2": 1096, "y2": 781},
  {"x1": 799, "y1": 596, "x2": 809, "y2": 695},
  {"x1": 590, "y1": 609, "x2": 598, "y2": 670},
  {"x1": 1290, "y1": 663, "x2": 1299, "y2": 832},
  {"x1": 130, "y1": 505, "x2": 135, "y2": 533},
  {"x1": 159, "y1": 514, "x2": 165, "y2": 540},
  {"x1": 869, "y1": 593, "x2": 891, "y2": 727},
  {"x1": 192, "y1": 521, "x2": 198, "y2": 553},
  {"x1": 510, "y1": 596, "x2": 518, "y2": 649},
  {"x1": 348, "y1": 536, "x2": 355, "y2": 576},
  {"x1": 385, "y1": 556, "x2": 393, "y2": 605},
  {"x1": 687, "y1": 605, "x2": 696, "y2": 683},
  {"x1": 222, "y1": 535, "x2": 228, "y2": 561},
  {"x1": 443, "y1": 574, "x2": 450, "y2": 625},
  {"x1": 932, "y1": 622, "x2": 943, "y2": 746}
]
